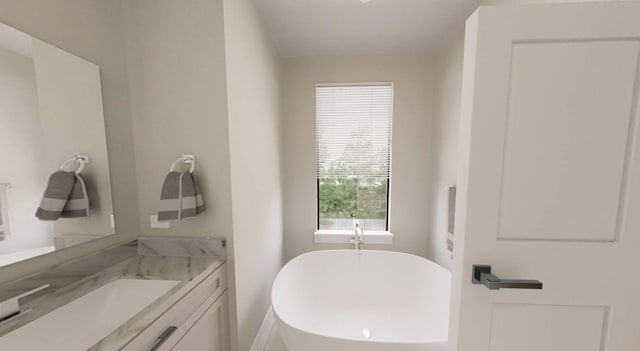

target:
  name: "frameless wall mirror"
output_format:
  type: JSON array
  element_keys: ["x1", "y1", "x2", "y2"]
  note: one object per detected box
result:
[{"x1": 0, "y1": 22, "x2": 114, "y2": 267}]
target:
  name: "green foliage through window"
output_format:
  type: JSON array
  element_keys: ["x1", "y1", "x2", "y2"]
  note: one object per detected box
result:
[{"x1": 318, "y1": 177, "x2": 388, "y2": 230}]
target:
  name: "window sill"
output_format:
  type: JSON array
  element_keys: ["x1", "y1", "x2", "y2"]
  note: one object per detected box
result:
[{"x1": 313, "y1": 230, "x2": 393, "y2": 244}]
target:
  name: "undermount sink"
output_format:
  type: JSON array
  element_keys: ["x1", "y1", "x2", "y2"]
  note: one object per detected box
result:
[{"x1": 0, "y1": 278, "x2": 180, "y2": 350}]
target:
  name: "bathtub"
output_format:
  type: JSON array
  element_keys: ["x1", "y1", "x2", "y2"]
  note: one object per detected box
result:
[{"x1": 271, "y1": 250, "x2": 451, "y2": 351}]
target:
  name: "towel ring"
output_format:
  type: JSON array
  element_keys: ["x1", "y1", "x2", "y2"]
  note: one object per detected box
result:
[
  {"x1": 169, "y1": 154, "x2": 196, "y2": 173},
  {"x1": 59, "y1": 154, "x2": 90, "y2": 175}
]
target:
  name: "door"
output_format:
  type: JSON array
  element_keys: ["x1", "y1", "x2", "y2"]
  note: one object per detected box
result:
[
  {"x1": 171, "y1": 292, "x2": 229, "y2": 351},
  {"x1": 451, "y1": 2, "x2": 640, "y2": 351}
]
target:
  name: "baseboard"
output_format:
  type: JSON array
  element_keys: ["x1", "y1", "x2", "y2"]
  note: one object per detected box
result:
[{"x1": 250, "y1": 306, "x2": 275, "y2": 351}]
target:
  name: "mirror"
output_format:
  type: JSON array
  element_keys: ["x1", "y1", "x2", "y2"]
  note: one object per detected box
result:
[{"x1": 0, "y1": 23, "x2": 114, "y2": 267}]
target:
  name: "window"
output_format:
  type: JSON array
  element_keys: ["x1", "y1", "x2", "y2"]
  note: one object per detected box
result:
[{"x1": 316, "y1": 83, "x2": 393, "y2": 232}]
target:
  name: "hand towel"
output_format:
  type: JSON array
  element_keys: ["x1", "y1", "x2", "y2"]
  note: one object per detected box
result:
[
  {"x1": 193, "y1": 174, "x2": 206, "y2": 216},
  {"x1": 60, "y1": 174, "x2": 90, "y2": 218},
  {"x1": 157, "y1": 171, "x2": 206, "y2": 221},
  {"x1": 157, "y1": 171, "x2": 182, "y2": 221},
  {"x1": 0, "y1": 185, "x2": 8, "y2": 239},
  {"x1": 446, "y1": 186, "x2": 456, "y2": 253},
  {"x1": 180, "y1": 172, "x2": 206, "y2": 219},
  {"x1": 0, "y1": 199, "x2": 4, "y2": 238},
  {"x1": 35, "y1": 171, "x2": 76, "y2": 220},
  {"x1": 36, "y1": 171, "x2": 89, "y2": 220}
]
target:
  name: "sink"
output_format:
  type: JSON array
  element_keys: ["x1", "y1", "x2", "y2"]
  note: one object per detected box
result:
[{"x1": 0, "y1": 278, "x2": 180, "y2": 350}]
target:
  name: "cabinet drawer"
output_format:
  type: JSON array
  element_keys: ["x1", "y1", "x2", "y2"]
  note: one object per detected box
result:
[
  {"x1": 168, "y1": 292, "x2": 229, "y2": 351},
  {"x1": 121, "y1": 263, "x2": 227, "y2": 351}
]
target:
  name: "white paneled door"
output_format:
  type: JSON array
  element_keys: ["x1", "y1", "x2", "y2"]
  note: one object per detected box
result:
[{"x1": 450, "y1": 2, "x2": 640, "y2": 351}]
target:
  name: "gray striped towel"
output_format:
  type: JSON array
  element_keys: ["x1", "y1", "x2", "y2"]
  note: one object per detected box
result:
[
  {"x1": 61, "y1": 174, "x2": 90, "y2": 218},
  {"x1": 184, "y1": 172, "x2": 206, "y2": 218},
  {"x1": 0, "y1": 187, "x2": 6, "y2": 239},
  {"x1": 36, "y1": 171, "x2": 90, "y2": 220},
  {"x1": 0, "y1": 205, "x2": 4, "y2": 238},
  {"x1": 157, "y1": 171, "x2": 205, "y2": 221},
  {"x1": 447, "y1": 186, "x2": 456, "y2": 253}
]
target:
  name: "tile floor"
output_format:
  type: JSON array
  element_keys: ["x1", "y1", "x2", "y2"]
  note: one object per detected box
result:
[{"x1": 264, "y1": 324, "x2": 288, "y2": 351}]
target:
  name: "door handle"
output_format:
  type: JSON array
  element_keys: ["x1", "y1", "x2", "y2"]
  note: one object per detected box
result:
[{"x1": 472, "y1": 265, "x2": 543, "y2": 290}]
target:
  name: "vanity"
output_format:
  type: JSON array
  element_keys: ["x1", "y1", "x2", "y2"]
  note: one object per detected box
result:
[
  {"x1": 0, "y1": 17, "x2": 232, "y2": 351},
  {"x1": 0, "y1": 238, "x2": 229, "y2": 351}
]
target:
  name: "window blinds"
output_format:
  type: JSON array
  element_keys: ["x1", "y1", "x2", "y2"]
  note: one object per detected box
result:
[{"x1": 316, "y1": 84, "x2": 393, "y2": 180}]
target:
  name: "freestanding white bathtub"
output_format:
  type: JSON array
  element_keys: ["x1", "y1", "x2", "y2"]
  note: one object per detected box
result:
[{"x1": 271, "y1": 250, "x2": 451, "y2": 351}]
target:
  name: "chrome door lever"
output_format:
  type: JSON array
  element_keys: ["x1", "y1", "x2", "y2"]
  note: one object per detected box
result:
[{"x1": 472, "y1": 265, "x2": 543, "y2": 290}]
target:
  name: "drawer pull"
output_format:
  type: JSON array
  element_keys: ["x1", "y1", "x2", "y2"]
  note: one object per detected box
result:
[{"x1": 150, "y1": 326, "x2": 177, "y2": 351}]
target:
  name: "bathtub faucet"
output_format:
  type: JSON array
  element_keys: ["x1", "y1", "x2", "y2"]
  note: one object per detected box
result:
[{"x1": 350, "y1": 213, "x2": 364, "y2": 250}]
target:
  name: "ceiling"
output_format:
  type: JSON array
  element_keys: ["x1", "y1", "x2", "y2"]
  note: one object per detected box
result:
[
  {"x1": 253, "y1": 0, "x2": 480, "y2": 58},
  {"x1": 0, "y1": 22, "x2": 33, "y2": 58}
]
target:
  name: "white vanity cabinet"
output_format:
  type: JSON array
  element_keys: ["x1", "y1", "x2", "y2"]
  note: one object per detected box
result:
[
  {"x1": 122, "y1": 263, "x2": 229, "y2": 351},
  {"x1": 171, "y1": 292, "x2": 228, "y2": 351}
]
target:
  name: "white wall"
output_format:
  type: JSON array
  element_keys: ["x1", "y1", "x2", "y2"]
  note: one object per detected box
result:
[
  {"x1": 223, "y1": 0, "x2": 283, "y2": 349},
  {"x1": 428, "y1": 31, "x2": 465, "y2": 271},
  {"x1": 121, "y1": 1, "x2": 237, "y2": 343},
  {"x1": 0, "y1": 47, "x2": 53, "y2": 255},
  {"x1": 121, "y1": 0, "x2": 234, "y2": 241},
  {"x1": 282, "y1": 56, "x2": 434, "y2": 261},
  {"x1": 0, "y1": 0, "x2": 139, "y2": 284},
  {"x1": 122, "y1": 1, "x2": 284, "y2": 349}
]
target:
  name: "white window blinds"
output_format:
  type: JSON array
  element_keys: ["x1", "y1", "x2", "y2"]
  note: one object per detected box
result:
[{"x1": 316, "y1": 84, "x2": 393, "y2": 180}]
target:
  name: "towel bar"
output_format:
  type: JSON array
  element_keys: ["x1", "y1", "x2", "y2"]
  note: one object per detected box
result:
[
  {"x1": 169, "y1": 154, "x2": 196, "y2": 173},
  {"x1": 59, "y1": 154, "x2": 90, "y2": 174}
]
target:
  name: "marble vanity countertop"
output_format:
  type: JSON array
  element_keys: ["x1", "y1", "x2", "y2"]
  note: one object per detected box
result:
[{"x1": 0, "y1": 240, "x2": 225, "y2": 350}]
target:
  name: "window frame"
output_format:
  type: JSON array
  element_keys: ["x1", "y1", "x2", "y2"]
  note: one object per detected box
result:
[{"x1": 314, "y1": 82, "x2": 394, "y2": 243}]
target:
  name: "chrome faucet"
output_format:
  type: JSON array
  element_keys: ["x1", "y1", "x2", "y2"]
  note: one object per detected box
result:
[
  {"x1": 0, "y1": 284, "x2": 49, "y2": 321},
  {"x1": 350, "y1": 213, "x2": 364, "y2": 250}
]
